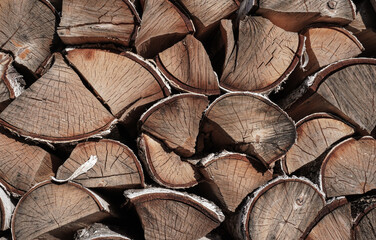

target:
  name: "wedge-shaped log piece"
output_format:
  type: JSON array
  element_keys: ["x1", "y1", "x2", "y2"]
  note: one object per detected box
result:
[
  {"x1": 321, "y1": 137, "x2": 376, "y2": 198},
  {"x1": 199, "y1": 151, "x2": 273, "y2": 212},
  {"x1": 204, "y1": 92, "x2": 296, "y2": 165},
  {"x1": 76, "y1": 223, "x2": 131, "y2": 240},
  {"x1": 58, "y1": 0, "x2": 139, "y2": 46},
  {"x1": 0, "y1": 53, "x2": 116, "y2": 143},
  {"x1": 0, "y1": 184, "x2": 15, "y2": 231},
  {"x1": 0, "y1": 132, "x2": 60, "y2": 195},
  {"x1": 156, "y1": 35, "x2": 220, "y2": 95},
  {"x1": 283, "y1": 58, "x2": 376, "y2": 135},
  {"x1": 234, "y1": 178, "x2": 325, "y2": 240},
  {"x1": 124, "y1": 187, "x2": 225, "y2": 240},
  {"x1": 66, "y1": 49, "x2": 170, "y2": 122},
  {"x1": 0, "y1": 0, "x2": 56, "y2": 73},
  {"x1": 353, "y1": 203, "x2": 376, "y2": 240},
  {"x1": 284, "y1": 113, "x2": 354, "y2": 174},
  {"x1": 257, "y1": 0, "x2": 355, "y2": 32},
  {"x1": 12, "y1": 181, "x2": 111, "y2": 240},
  {"x1": 135, "y1": 0, "x2": 194, "y2": 58},
  {"x1": 56, "y1": 139, "x2": 144, "y2": 189},
  {"x1": 140, "y1": 93, "x2": 208, "y2": 157},
  {"x1": 302, "y1": 198, "x2": 352, "y2": 240},
  {"x1": 221, "y1": 16, "x2": 303, "y2": 93}
]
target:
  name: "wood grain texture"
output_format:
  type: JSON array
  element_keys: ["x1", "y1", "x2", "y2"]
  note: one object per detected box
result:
[
  {"x1": 0, "y1": 0, "x2": 55, "y2": 73},
  {"x1": 321, "y1": 137, "x2": 376, "y2": 198},
  {"x1": 353, "y1": 204, "x2": 376, "y2": 240},
  {"x1": 220, "y1": 16, "x2": 302, "y2": 93},
  {"x1": 56, "y1": 139, "x2": 144, "y2": 189},
  {"x1": 11, "y1": 181, "x2": 111, "y2": 240},
  {"x1": 140, "y1": 94, "x2": 208, "y2": 157},
  {"x1": 157, "y1": 35, "x2": 220, "y2": 95},
  {"x1": 204, "y1": 92, "x2": 296, "y2": 165},
  {"x1": 0, "y1": 53, "x2": 116, "y2": 143},
  {"x1": 58, "y1": 0, "x2": 139, "y2": 46},
  {"x1": 284, "y1": 113, "x2": 354, "y2": 174}
]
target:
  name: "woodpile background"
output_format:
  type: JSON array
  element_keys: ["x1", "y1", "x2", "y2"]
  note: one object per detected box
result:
[{"x1": 0, "y1": 0, "x2": 375, "y2": 239}]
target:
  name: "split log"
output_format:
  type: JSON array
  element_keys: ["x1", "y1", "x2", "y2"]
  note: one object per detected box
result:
[
  {"x1": 220, "y1": 16, "x2": 303, "y2": 93},
  {"x1": 156, "y1": 35, "x2": 220, "y2": 95},
  {"x1": 124, "y1": 187, "x2": 225, "y2": 240},
  {"x1": 203, "y1": 92, "x2": 296, "y2": 166},
  {"x1": 56, "y1": 139, "x2": 144, "y2": 189},
  {"x1": 321, "y1": 136, "x2": 376, "y2": 198},
  {"x1": 256, "y1": 0, "x2": 356, "y2": 32},
  {"x1": 0, "y1": 0, "x2": 56, "y2": 74},
  {"x1": 231, "y1": 178, "x2": 325, "y2": 240},
  {"x1": 353, "y1": 203, "x2": 376, "y2": 240},
  {"x1": 75, "y1": 223, "x2": 131, "y2": 240},
  {"x1": 11, "y1": 181, "x2": 112, "y2": 240},
  {"x1": 139, "y1": 93, "x2": 209, "y2": 157},
  {"x1": 135, "y1": 0, "x2": 194, "y2": 58},
  {"x1": 282, "y1": 58, "x2": 376, "y2": 135},
  {"x1": 283, "y1": 113, "x2": 354, "y2": 174},
  {"x1": 198, "y1": 151, "x2": 273, "y2": 212},
  {"x1": 0, "y1": 53, "x2": 116, "y2": 144},
  {"x1": 302, "y1": 198, "x2": 352, "y2": 240},
  {"x1": 65, "y1": 49, "x2": 170, "y2": 123},
  {"x1": 58, "y1": 0, "x2": 140, "y2": 46},
  {"x1": 0, "y1": 184, "x2": 15, "y2": 231},
  {"x1": 138, "y1": 133, "x2": 200, "y2": 189}
]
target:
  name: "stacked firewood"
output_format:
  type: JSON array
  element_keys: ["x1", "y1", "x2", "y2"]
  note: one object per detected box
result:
[{"x1": 0, "y1": 0, "x2": 375, "y2": 239}]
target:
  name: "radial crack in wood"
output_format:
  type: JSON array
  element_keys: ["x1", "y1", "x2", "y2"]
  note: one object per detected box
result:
[
  {"x1": 56, "y1": 139, "x2": 144, "y2": 189},
  {"x1": 0, "y1": 184, "x2": 15, "y2": 231},
  {"x1": 124, "y1": 187, "x2": 225, "y2": 240},
  {"x1": 11, "y1": 181, "x2": 111, "y2": 240},
  {"x1": 321, "y1": 137, "x2": 376, "y2": 198},
  {"x1": 353, "y1": 203, "x2": 376, "y2": 240}
]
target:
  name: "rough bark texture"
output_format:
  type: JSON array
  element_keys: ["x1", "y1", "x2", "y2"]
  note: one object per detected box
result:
[
  {"x1": 0, "y1": 184, "x2": 14, "y2": 231},
  {"x1": 75, "y1": 223, "x2": 131, "y2": 240}
]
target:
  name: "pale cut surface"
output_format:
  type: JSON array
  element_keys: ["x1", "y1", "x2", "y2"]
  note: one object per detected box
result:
[
  {"x1": 138, "y1": 133, "x2": 199, "y2": 188},
  {"x1": 140, "y1": 94, "x2": 209, "y2": 157},
  {"x1": 66, "y1": 49, "x2": 169, "y2": 118},
  {"x1": 0, "y1": 0, "x2": 55, "y2": 73},
  {"x1": 285, "y1": 114, "x2": 354, "y2": 174},
  {"x1": 157, "y1": 35, "x2": 220, "y2": 95},
  {"x1": 354, "y1": 205, "x2": 376, "y2": 240},
  {"x1": 221, "y1": 16, "x2": 300, "y2": 93},
  {"x1": 321, "y1": 137, "x2": 376, "y2": 198},
  {"x1": 58, "y1": 0, "x2": 138, "y2": 46},
  {"x1": 0, "y1": 53, "x2": 115, "y2": 143},
  {"x1": 56, "y1": 139, "x2": 144, "y2": 189}
]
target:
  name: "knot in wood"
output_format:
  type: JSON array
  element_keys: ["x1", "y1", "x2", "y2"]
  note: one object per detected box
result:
[
  {"x1": 296, "y1": 196, "x2": 304, "y2": 206},
  {"x1": 327, "y1": 1, "x2": 337, "y2": 9}
]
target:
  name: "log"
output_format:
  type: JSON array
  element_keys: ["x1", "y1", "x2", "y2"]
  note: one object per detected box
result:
[
  {"x1": 302, "y1": 198, "x2": 352, "y2": 240},
  {"x1": 138, "y1": 133, "x2": 200, "y2": 188},
  {"x1": 139, "y1": 93, "x2": 209, "y2": 157},
  {"x1": 58, "y1": 0, "x2": 140, "y2": 46},
  {"x1": 135, "y1": 0, "x2": 194, "y2": 58},
  {"x1": 0, "y1": 184, "x2": 15, "y2": 231},
  {"x1": 56, "y1": 139, "x2": 144, "y2": 189},
  {"x1": 321, "y1": 136, "x2": 376, "y2": 198},
  {"x1": 353, "y1": 203, "x2": 376, "y2": 240},
  {"x1": 75, "y1": 223, "x2": 131, "y2": 240},
  {"x1": 0, "y1": 53, "x2": 116, "y2": 144},
  {"x1": 11, "y1": 181, "x2": 112, "y2": 240},
  {"x1": 203, "y1": 92, "x2": 296, "y2": 166},
  {"x1": 220, "y1": 16, "x2": 303, "y2": 93},
  {"x1": 198, "y1": 151, "x2": 273, "y2": 212},
  {"x1": 0, "y1": 0, "x2": 56, "y2": 74},
  {"x1": 256, "y1": 0, "x2": 356, "y2": 32},
  {"x1": 156, "y1": 35, "x2": 220, "y2": 95},
  {"x1": 283, "y1": 113, "x2": 355, "y2": 174},
  {"x1": 124, "y1": 187, "x2": 225, "y2": 240}
]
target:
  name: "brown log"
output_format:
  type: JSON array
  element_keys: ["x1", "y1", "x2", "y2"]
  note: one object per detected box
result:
[
  {"x1": 135, "y1": 0, "x2": 194, "y2": 58},
  {"x1": 138, "y1": 133, "x2": 200, "y2": 189},
  {"x1": 156, "y1": 35, "x2": 220, "y2": 95},
  {"x1": 124, "y1": 187, "x2": 225, "y2": 240},
  {"x1": 0, "y1": 53, "x2": 116, "y2": 144},
  {"x1": 0, "y1": 0, "x2": 56, "y2": 74},
  {"x1": 56, "y1": 139, "x2": 144, "y2": 189},
  {"x1": 220, "y1": 16, "x2": 303, "y2": 93},
  {"x1": 353, "y1": 203, "x2": 376, "y2": 240},
  {"x1": 0, "y1": 184, "x2": 15, "y2": 231},
  {"x1": 198, "y1": 151, "x2": 273, "y2": 212},
  {"x1": 203, "y1": 92, "x2": 296, "y2": 166},
  {"x1": 75, "y1": 223, "x2": 131, "y2": 240},
  {"x1": 283, "y1": 113, "x2": 355, "y2": 174},
  {"x1": 58, "y1": 0, "x2": 140, "y2": 46},
  {"x1": 11, "y1": 181, "x2": 112, "y2": 240},
  {"x1": 321, "y1": 136, "x2": 376, "y2": 198},
  {"x1": 257, "y1": 0, "x2": 356, "y2": 32}
]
